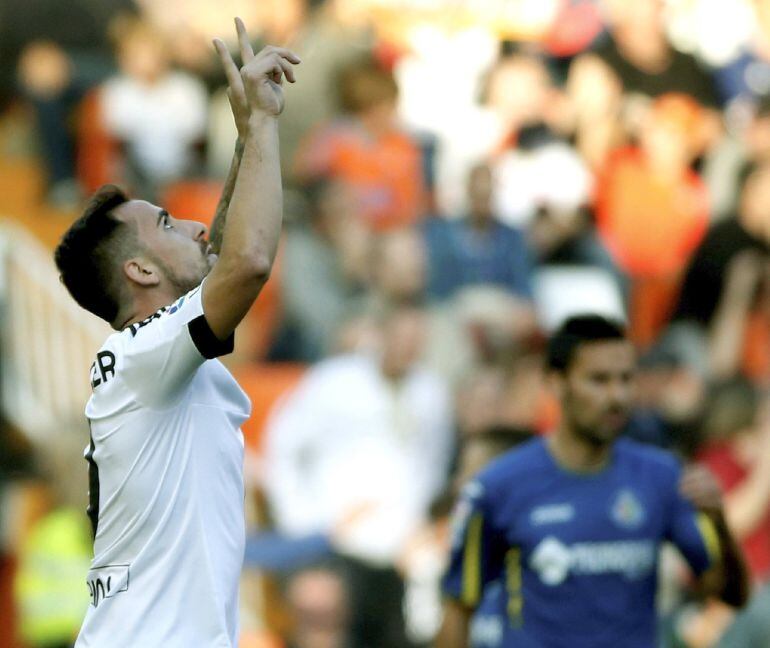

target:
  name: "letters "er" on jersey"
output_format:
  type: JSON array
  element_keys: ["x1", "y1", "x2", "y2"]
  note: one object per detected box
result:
[{"x1": 90, "y1": 351, "x2": 116, "y2": 389}]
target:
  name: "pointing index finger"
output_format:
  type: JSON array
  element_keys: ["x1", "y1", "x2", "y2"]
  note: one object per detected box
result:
[{"x1": 235, "y1": 17, "x2": 255, "y2": 64}]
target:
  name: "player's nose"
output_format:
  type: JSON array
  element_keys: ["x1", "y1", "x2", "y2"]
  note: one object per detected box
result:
[{"x1": 180, "y1": 218, "x2": 209, "y2": 241}]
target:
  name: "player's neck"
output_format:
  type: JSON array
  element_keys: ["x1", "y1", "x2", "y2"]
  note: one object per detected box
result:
[
  {"x1": 548, "y1": 427, "x2": 613, "y2": 474},
  {"x1": 116, "y1": 290, "x2": 178, "y2": 330}
]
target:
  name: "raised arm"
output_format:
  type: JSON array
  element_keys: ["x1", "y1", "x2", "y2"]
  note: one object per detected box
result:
[
  {"x1": 209, "y1": 138, "x2": 244, "y2": 255},
  {"x1": 203, "y1": 19, "x2": 300, "y2": 340},
  {"x1": 209, "y1": 19, "x2": 253, "y2": 254},
  {"x1": 679, "y1": 465, "x2": 750, "y2": 608}
]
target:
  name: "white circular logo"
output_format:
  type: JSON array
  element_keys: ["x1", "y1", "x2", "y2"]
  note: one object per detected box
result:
[{"x1": 530, "y1": 537, "x2": 571, "y2": 586}]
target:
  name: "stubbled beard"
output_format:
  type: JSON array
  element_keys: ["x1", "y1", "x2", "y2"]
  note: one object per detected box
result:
[{"x1": 152, "y1": 253, "x2": 209, "y2": 298}]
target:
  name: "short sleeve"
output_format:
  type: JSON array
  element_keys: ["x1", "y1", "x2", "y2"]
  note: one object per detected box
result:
[
  {"x1": 664, "y1": 462, "x2": 720, "y2": 576},
  {"x1": 442, "y1": 479, "x2": 507, "y2": 607},
  {"x1": 120, "y1": 283, "x2": 233, "y2": 407}
]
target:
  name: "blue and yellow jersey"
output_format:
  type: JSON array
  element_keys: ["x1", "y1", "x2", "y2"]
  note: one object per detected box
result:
[{"x1": 443, "y1": 437, "x2": 719, "y2": 648}]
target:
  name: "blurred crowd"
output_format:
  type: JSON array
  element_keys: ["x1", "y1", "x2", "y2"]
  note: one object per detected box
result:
[{"x1": 1, "y1": 0, "x2": 770, "y2": 647}]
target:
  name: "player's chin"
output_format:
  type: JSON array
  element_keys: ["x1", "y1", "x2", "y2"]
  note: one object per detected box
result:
[
  {"x1": 599, "y1": 421, "x2": 627, "y2": 442},
  {"x1": 588, "y1": 420, "x2": 626, "y2": 444}
]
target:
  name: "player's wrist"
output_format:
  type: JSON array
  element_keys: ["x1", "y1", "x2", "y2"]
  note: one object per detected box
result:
[{"x1": 246, "y1": 111, "x2": 278, "y2": 133}]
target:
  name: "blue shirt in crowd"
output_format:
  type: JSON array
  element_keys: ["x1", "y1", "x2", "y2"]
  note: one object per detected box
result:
[
  {"x1": 443, "y1": 437, "x2": 719, "y2": 648},
  {"x1": 422, "y1": 216, "x2": 534, "y2": 301}
]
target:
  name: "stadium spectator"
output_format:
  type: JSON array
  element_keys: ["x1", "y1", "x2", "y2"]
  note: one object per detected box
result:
[
  {"x1": 672, "y1": 161, "x2": 770, "y2": 334},
  {"x1": 100, "y1": 16, "x2": 208, "y2": 199},
  {"x1": 562, "y1": 53, "x2": 625, "y2": 170},
  {"x1": 697, "y1": 379, "x2": 770, "y2": 584},
  {"x1": 596, "y1": 93, "x2": 710, "y2": 279},
  {"x1": 704, "y1": 96, "x2": 770, "y2": 220},
  {"x1": 275, "y1": 179, "x2": 369, "y2": 361},
  {"x1": 294, "y1": 58, "x2": 426, "y2": 231},
  {"x1": 595, "y1": 0, "x2": 719, "y2": 108},
  {"x1": 282, "y1": 565, "x2": 352, "y2": 648},
  {"x1": 264, "y1": 302, "x2": 453, "y2": 648},
  {"x1": 4, "y1": 0, "x2": 134, "y2": 206},
  {"x1": 262, "y1": 0, "x2": 374, "y2": 176},
  {"x1": 485, "y1": 51, "x2": 560, "y2": 157},
  {"x1": 712, "y1": 0, "x2": 770, "y2": 107},
  {"x1": 422, "y1": 163, "x2": 534, "y2": 302}
]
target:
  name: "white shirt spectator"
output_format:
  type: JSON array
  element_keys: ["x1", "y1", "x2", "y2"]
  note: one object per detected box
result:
[
  {"x1": 264, "y1": 353, "x2": 453, "y2": 566},
  {"x1": 101, "y1": 71, "x2": 208, "y2": 182}
]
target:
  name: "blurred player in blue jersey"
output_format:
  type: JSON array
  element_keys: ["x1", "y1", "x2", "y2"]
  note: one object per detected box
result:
[{"x1": 437, "y1": 315, "x2": 748, "y2": 648}]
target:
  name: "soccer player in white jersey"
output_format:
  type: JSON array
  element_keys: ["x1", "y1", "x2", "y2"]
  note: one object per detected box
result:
[{"x1": 53, "y1": 19, "x2": 299, "y2": 648}]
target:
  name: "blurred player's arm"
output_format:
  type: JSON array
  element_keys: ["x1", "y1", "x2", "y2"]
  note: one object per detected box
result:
[
  {"x1": 203, "y1": 18, "x2": 300, "y2": 340},
  {"x1": 435, "y1": 600, "x2": 473, "y2": 648},
  {"x1": 678, "y1": 465, "x2": 750, "y2": 608},
  {"x1": 436, "y1": 483, "x2": 505, "y2": 648}
]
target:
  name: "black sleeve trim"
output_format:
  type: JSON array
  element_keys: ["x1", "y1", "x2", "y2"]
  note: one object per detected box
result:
[{"x1": 188, "y1": 314, "x2": 234, "y2": 359}]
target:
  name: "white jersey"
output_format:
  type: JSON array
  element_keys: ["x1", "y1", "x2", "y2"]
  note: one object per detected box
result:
[{"x1": 75, "y1": 283, "x2": 251, "y2": 648}]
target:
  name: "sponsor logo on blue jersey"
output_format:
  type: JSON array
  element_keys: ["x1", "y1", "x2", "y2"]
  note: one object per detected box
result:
[{"x1": 530, "y1": 536, "x2": 656, "y2": 586}]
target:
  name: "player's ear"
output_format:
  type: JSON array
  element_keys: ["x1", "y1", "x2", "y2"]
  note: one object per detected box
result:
[{"x1": 123, "y1": 257, "x2": 161, "y2": 288}]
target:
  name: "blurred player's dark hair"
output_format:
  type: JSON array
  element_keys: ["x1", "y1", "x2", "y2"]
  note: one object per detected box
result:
[
  {"x1": 546, "y1": 314, "x2": 626, "y2": 372},
  {"x1": 54, "y1": 184, "x2": 136, "y2": 324}
]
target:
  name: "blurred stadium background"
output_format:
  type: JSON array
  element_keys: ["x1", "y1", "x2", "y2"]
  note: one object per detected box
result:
[{"x1": 0, "y1": 0, "x2": 769, "y2": 646}]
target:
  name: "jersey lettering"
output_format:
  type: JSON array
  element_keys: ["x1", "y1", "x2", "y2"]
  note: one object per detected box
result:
[
  {"x1": 90, "y1": 351, "x2": 116, "y2": 389},
  {"x1": 86, "y1": 564, "x2": 129, "y2": 607},
  {"x1": 128, "y1": 307, "x2": 167, "y2": 337}
]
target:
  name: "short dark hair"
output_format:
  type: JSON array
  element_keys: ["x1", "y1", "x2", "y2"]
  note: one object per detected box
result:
[
  {"x1": 547, "y1": 314, "x2": 627, "y2": 372},
  {"x1": 54, "y1": 185, "x2": 136, "y2": 324}
]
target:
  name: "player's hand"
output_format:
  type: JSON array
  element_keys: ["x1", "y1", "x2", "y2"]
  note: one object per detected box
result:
[
  {"x1": 233, "y1": 17, "x2": 299, "y2": 117},
  {"x1": 213, "y1": 24, "x2": 249, "y2": 138},
  {"x1": 680, "y1": 464, "x2": 723, "y2": 515},
  {"x1": 213, "y1": 18, "x2": 300, "y2": 125}
]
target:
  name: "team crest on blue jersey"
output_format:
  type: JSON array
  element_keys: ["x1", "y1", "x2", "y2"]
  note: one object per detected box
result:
[{"x1": 610, "y1": 489, "x2": 645, "y2": 530}]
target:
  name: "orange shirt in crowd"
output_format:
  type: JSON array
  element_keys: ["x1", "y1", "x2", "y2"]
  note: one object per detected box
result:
[
  {"x1": 594, "y1": 147, "x2": 709, "y2": 278},
  {"x1": 295, "y1": 119, "x2": 425, "y2": 231}
]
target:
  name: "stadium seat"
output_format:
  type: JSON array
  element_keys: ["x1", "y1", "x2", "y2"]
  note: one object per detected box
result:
[
  {"x1": 232, "y1": 363, "x2": 306, "y2": 452},
  {"x1": 76, "y1": 89, "x2": 120, "y2": 194}
]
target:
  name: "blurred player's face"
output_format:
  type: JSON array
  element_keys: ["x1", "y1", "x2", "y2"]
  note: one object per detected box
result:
[
  {"x1": 559, "y1": 340, "x2": 635, "y2": 446},
  {"x1": 114, "y1": 200, "x2": 215, "y2": 298}
]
